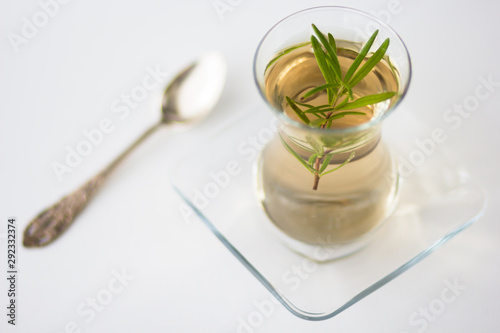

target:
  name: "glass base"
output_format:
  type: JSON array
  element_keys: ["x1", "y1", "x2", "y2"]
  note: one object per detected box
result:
[
  {"x1": 172, "y1": 103, "x2": 486, "y2": 320},
  {"x1": 256, "y1": 137, "x2": 400, "y2": 261}
]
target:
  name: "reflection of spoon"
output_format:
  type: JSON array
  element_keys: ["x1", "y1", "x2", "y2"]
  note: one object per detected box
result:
[{"x1": 23, "y1": 52, "x2": 227, "y2": 247}]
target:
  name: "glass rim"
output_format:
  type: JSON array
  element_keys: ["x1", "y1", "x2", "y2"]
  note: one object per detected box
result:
[{"x1": 253, "y1": 6, "x2": 412, "y2": 135}]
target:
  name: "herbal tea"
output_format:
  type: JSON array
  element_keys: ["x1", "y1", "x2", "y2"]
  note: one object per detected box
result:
[
  {"x1": 264, "y1": 40, "x2": 399, "y2": 128},
  {"x1": 256, "y1": 29, "x2": 401, "y2": 247}
]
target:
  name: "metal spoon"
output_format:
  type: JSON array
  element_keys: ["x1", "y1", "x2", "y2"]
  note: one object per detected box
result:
[{"x1": 23, "y1": 52, "x2": 227, "y2": 247}]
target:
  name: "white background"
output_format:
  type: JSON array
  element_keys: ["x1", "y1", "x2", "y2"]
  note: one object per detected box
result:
[{"x1": 1, "y1": 0, "x2": 499, "y2": 332}]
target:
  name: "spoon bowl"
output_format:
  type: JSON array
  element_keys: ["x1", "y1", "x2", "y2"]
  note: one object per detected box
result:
[{"x1": 162, "y1": 52, "x2": 226, "y2": 124}]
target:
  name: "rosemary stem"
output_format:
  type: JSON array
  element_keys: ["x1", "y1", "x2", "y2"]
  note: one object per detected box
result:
[{"x1": 312, "y1": 156, "x2": 321, "y2": 190}]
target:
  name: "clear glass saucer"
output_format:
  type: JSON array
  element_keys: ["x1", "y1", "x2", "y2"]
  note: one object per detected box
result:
[{"x1": 171, "y1": 103, "x2": 486, "y2": 321}]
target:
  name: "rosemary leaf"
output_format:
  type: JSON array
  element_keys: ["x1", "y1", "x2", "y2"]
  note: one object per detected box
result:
[
  {"x1": 348, "y1": 38, "x2": 390, "y2": 87},
  {"x1": 302, "y1": 83, "x2": 338, "y2": 99},
  {"x1": 302, "y1": 106, "x2": 336, "y2": 114},
  {"x1": 311, "y1": 36, "x2": 336, "y2": 86},
  {"x1": 327, "y1": 88, "x2": 335, "y2": 105},
  {"x1": 306, "y1": 135, "x2": 324, "y2": 155},
  {"x1": 320, "y1": 134, "x2": 341, "y2": 147},
  {"x1": 319, "y1": 153, "x2": 334, "y2": 173},
  {"x1": 329, "y1": 111, "x2": 366, "y2": 119},
  {"x1": 310, "y1": 118, "x2": 327, "y2": 127},
  {"x1": 312, "y1": 24, "x2": 341, "y2": 80},
  {"x1": 293, "y1": 100, "x2": 315, "y2": 108},
  {"x1": 320, "y1": 151, "x2": 356, "y2": 176},
  {"x1": 308, "y1": 154, "x2": 318, "y2": 167},
  {"x1": 286, "y1": 96, "x2": 310, "y2": 124},
  {"x1": 343, "y1": 82, "x2": 354, "y2": 100},
  {"x1": 343, "y1": 30, "x2": 379, "y2": 83},
  {"x1": 335, "y1": 91, "x2": 397, "y2": 111},
  {"x1": 335, "y1": 96, "x2": 349, "y2": 109},
  {"x1": 279, "y1": 134, "x2": 315, "y2": 174},
  {"x1": 265, "y1": 41, "x2": 312, "y2": 73},
  {"x1": 327, "y1": 33, "x2": 337, "y2": 53}
]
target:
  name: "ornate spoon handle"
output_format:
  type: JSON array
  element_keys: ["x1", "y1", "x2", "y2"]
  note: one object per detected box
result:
[{"x1": 23, "y1": 123, "x2": 161, "y2": 247}]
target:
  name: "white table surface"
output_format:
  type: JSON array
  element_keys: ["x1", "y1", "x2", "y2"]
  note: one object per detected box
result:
[{"x1": 1, "y1": 0, "x2": 499, "y2": 332}]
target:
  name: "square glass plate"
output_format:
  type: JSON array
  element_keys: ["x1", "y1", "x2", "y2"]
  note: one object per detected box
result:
[{"x1": 171, "y1": 103, "x2": 486, "y2": 321}]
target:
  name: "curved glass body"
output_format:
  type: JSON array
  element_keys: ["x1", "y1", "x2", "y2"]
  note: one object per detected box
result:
[{"x1": 253, "y1": 6, "x2": 412, "y2": 260}]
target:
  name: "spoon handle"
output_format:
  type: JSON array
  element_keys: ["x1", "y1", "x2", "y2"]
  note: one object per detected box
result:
[{"x1": 23, "y1": 122, "x2": 162, "y2": 247}]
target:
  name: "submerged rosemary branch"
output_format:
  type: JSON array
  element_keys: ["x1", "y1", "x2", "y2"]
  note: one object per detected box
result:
[{"x1": 284, "y1": 24, "x2": 397, "y2": 190}]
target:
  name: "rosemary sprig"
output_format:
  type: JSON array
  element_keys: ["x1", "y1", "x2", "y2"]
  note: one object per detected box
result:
[{"x1": 284, "y1": 24, "x2": 397, "y2": 190}]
